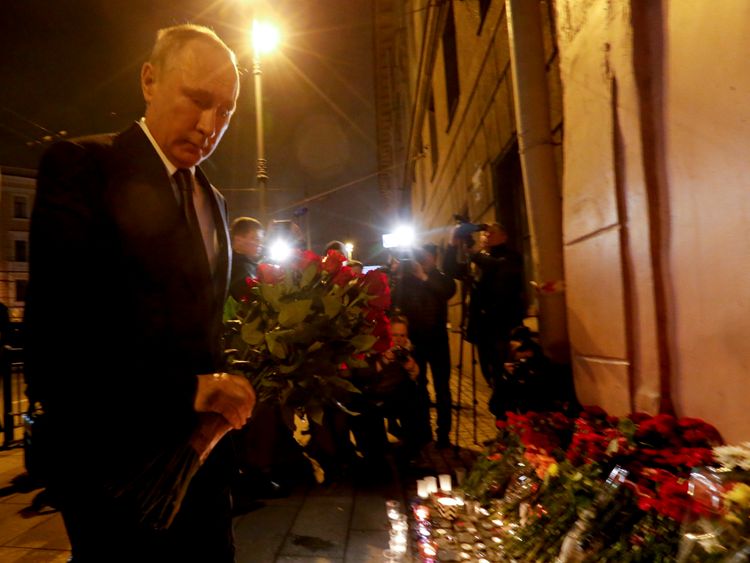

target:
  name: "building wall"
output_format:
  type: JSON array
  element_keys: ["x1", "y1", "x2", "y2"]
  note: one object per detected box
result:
[
  {"x1": 0, "y1": 168, "x2": 35, "y2": 321},
  {"x1": 381, "y1": 0, "x2": 563, "y2": 382},
  {"x1": 556, "y1": 0, "x2": 750, "y2": 442}
]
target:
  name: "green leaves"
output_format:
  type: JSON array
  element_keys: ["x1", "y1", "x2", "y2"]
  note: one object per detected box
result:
[
  {"x1": 240, "y1": 316, "x2": 264, "y2": 346},
  {"x1": 322, "y1": 295, "x2": 342, "y2": 318},
  {"x1": 350, "y1": 334, "x2": 377, "y2": 353},
  {"x1": 278, "y1": 299, "x2": 312, "y2": 328}
]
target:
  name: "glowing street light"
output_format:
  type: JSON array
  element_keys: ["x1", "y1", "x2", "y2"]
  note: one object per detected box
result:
[
  {"x1": 252, "y1": 20, "x2": 280, "y2": 55},
  {"x1": 249, "y1": 20, "x2": 280, "y2": 224}
]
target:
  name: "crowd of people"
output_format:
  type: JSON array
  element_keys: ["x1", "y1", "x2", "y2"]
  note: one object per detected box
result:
[{"x1": 21, "y1": 22, "x2": 561, "y2": 561}]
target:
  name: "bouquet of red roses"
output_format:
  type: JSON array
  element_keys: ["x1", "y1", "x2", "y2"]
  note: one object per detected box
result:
[{"x1": 224, "y1": 248, "x2": 391, "y2": 422}]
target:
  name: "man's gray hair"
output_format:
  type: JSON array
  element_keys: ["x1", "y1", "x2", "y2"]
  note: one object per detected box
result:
[{"x1": 149, "y1": 24, "x2": 238, "y2": 75}]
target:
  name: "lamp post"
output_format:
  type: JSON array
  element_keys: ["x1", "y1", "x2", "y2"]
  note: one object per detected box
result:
[{"x1": 250, "y1": 20, "x2": 280, "y2": 225}]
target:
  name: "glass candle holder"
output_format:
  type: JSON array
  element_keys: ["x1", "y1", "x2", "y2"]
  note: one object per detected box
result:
[
  {"x1": 413, "y1": 504, "x2": 430, "y2": 521},
  {"x1": 439, "y1": 473, "x2": 452, "y2": 492},
  {"x1": 386, "y1": 499, "x2": 401, "y2": 520},
  {"x1": 424, "y1": 476, "x2": 438, "y2": 494},
  {"x1": 417, "y1": 479, "x2": 429, "y2": 499},
  {"x1": 391, "y1": 514, "x2": 408, "y2": 533}
]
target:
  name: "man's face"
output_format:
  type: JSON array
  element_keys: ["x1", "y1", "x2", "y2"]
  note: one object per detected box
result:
[
  {"x1": 234, "y1": 230, "x2": 264, "y2": 261},
  {"x1": 480, "y1": 224, "x2": 507, "y2": 249},
  {"x1": 141, "y1": 39, "x2": 239, "y2": 168},
  {"x1": 391, "y1": 322, "x2": 409, "y2": 348}
]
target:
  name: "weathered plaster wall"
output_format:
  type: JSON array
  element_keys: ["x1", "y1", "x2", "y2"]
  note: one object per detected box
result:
[{"x1": 556, "y1": 0, "x2": 750, "y2": 441}]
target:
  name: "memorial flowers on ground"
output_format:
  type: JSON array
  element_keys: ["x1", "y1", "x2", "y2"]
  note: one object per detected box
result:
[{"x1": 451, "y1": 408, "x2": 727, "y2": 561}]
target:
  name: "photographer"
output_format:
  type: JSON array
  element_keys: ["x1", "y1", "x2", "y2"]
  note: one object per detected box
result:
[
  {"x1": 444, "y1": 222, "x2": 525, "y2": 405},
  {"x1": 392, "y1": 245, "x2": 456, "y2": 448},
  {"x1": 347, "y1": 317, "x2": 430, "y2": 465}
]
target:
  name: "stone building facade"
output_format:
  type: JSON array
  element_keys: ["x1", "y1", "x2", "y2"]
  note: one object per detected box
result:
[
  {"x1": 375, "y1": 0, "x2": 750, "y2": 442},
  {"x1": 0, "y1": 167, "x2": 35, "y2": 321}
]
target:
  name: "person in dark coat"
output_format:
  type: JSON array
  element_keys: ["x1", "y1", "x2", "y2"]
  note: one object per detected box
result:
[
  {"x1": 392, "y1": 244, "x2": 456, "y2": 448},
  {"x1": 228, "y1": 216, "x2": 264, "y2": 300},
  {"x1": 24, "y1": 24, "x2": 256, "y2": 562},
  {"x1": 444, "y1": 223, "x2": 525, "y2": 400}
]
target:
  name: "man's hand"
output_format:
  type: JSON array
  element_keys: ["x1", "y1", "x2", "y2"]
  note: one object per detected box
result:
[{"x1": 194, "y1": 373, "x2": 256, "y2": 429}]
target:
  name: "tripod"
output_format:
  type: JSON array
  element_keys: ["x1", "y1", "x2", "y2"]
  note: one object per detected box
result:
[{"x1": 452, "y1": 269, "x2": 480, "y2": 455}]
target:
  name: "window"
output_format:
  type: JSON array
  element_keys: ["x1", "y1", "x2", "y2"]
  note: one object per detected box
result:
[
  {"x1": 478, "y1": 0, "x2": 491, "y2": 34},
  {"x1": 13, "y1": 196, "x2": 28, "y2": 219},
  {"x1": 442, "y1": 2, "x2": 460, "y2": 126},
  {"x1": 14, "y1": 240, "x2": 27, "y2": 262},
  {"x1": 428, "y1": 93, "x2": 439, "y2": 176},
  {"x1": 15, "y1": 280, "x2": 28, "y2": 303}
]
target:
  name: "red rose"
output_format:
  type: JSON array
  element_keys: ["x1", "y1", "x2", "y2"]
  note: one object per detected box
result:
[
  {"x1": 258, "y1": 263, "x2": 284, "y2": 284},
  {"x1": 332, "y1": 265, "x2": 355, "y2": 287},
  {"x1": 371, "y1": 314, "x2": 391, "y2": 353},
  {"x1": 362, "y1": 270, "x2": 391, "y2": 309},
  {"x1": 245, "y1": 276, "x2": 259, "y2": 290},
  {"x1": 292, "y1": 249, "x2": 322, "y2": 272},
  {"x1": 322, "y1": 249, "x2": 346, "y2": 274}
]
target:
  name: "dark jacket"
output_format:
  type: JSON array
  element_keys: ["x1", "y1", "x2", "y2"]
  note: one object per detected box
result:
[
  {"x1": 229, "y1": 252, "x2": 259, "y2": 301},
  {"x1": 444, "y1": 243, "x2": 525, "y2": 341},
  {"x1": 393, "y1": 267, "x2": 456, "y2": 336},
  {"x1": 24, "y1": 123, "x2": 231, "y2": 482}
]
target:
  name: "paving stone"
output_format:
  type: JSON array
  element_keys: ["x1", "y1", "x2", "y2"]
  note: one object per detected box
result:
[
  {"x1": 280, "y1": 496, "x2": 352, "y2": 558},
  {"x1": 344, "y1": 530, "x2": 389, "y2": 563},
  {"x1": 0, "y1": 546, "x2": 70, "y2": 562},
  {"x1": 0, "y1": 503, "x2": 57, "y2": 546},
  {"x1": 5, "y1": 512, "x2": 69, "y2": 550},
  {"x1": 349, "y1": 491, "x2": 390, "y2": 531},
  {"x1": 234, "y1": 503, "x2": 302, "y2": 562}
]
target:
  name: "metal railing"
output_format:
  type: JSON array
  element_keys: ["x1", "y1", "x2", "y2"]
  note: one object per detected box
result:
[{"x1": 1, "y1": 346, "x2": 26, "y2": 449}]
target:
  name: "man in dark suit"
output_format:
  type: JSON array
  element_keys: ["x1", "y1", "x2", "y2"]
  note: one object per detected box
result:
[
  {"x1": 24, "y1": 24, "x2": 255, "y2": 561},
  {"x1": 228, "y1": 216, "x2": 264, "y2": 301}
]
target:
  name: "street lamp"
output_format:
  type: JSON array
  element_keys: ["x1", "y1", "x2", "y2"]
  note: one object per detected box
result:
[{"x1": 250, "y1": 20, "x2": 280, "y2": 224}]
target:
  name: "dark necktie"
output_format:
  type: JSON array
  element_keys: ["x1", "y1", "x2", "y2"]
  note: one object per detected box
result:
[{"x1": 174, "y1": 168, "x2": 199, "y2": 231}]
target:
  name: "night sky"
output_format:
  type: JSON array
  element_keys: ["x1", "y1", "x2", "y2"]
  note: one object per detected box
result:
[{"x1": 0, "y1": 0, "x2": 390, "y2": 262}]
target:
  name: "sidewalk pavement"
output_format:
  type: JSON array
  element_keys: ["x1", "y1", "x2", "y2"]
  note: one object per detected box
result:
[{"x1": 0, "y1": 369, "x2": 497, "y2": 562}]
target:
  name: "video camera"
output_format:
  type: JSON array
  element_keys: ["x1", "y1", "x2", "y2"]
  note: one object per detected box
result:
[{"x1": 453, "y1": 214, "x2": 488, "y2": 239}]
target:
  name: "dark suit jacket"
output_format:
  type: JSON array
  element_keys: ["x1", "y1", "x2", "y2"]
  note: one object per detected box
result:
[{"x1": 25, "y1": 123, "x2": 231, "y2": 485}]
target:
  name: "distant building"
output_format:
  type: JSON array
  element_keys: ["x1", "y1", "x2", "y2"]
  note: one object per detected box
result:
[{"x1": 0, "y1": 167, "x2": 35, "y2": 321}]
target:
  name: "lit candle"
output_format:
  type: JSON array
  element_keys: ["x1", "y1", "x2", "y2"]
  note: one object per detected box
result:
[
  {"x1": 439, "y1": 473, "x2": 452, "y2": 492},
  {"x1": 414, "y1": 504, "x2": 430, "y2": 521},
  {"x1": 420, "y1": 540, "x2": 437, "y2": 558},
  {"x1": 417, "y1": 479, "x2": 429, "y2": 499}
]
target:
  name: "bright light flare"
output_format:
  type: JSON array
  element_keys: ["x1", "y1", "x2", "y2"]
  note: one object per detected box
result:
[
  {"x1": 268, "y1": 239, "x2": 292, "y2": 263},
  {"x1": 251, "y1": 20, "x2": 280, "y2": 55},
  {"x1": 382, "y1": 225, "x2": 415, "y2": 249},
  {"x1": 344, "y1": 242, "x2": 354, "y2": 258}
]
